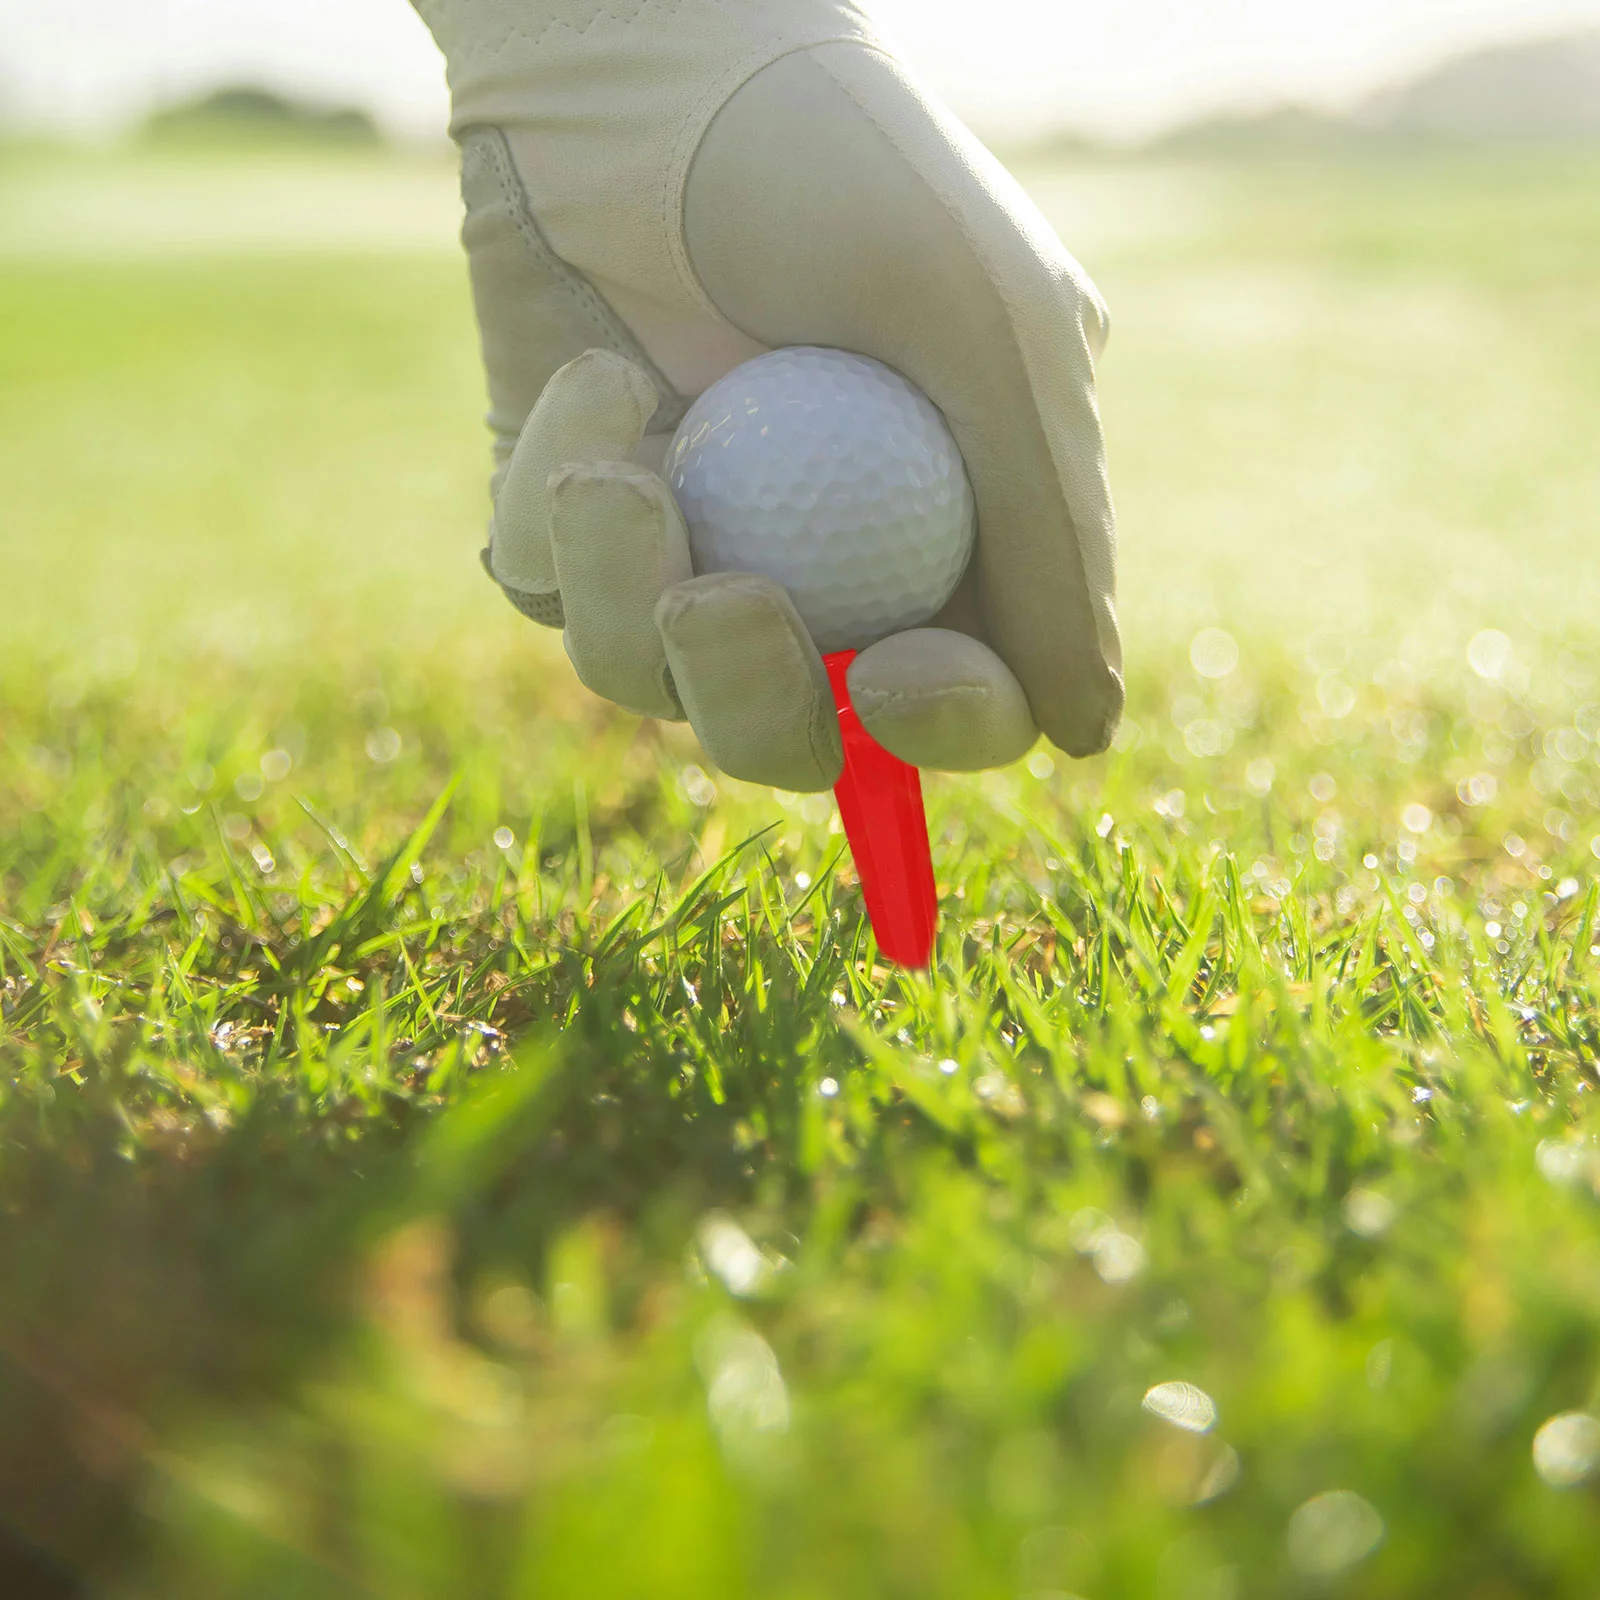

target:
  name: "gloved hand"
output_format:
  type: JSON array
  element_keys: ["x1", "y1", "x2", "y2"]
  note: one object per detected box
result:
[{"x1": 413, "y1": 0, "x2": 1123, "y2": 792}]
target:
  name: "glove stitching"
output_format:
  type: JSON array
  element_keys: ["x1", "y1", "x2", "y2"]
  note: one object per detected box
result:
[
  {"x1": 422, "y1": 1, "x2": 668, "y2": 66},
  {"x1": 427, "y1": 1, "x2": 878, "y2": 67},
  {"x1": 853, "y1": 682, "x2": 989, "y2": 714},
  {"x1": 530, "y1": 2, "x2": 686, "y2": 54},
  {"x1": 474, "y1": 128, "x2": 689, "y2": 434},
  {"x1": 738, "y1": 581, "x2": 841, "y2": 784},
  {"x1": 502, "y1": 584, "x2": 567, "y2": 629},
  {"x1": 807, "y1": 682, "x2": 842, "y2": 785},
  {"x1": 777, "y1": 614, "x2": 844, "y2": 784}
]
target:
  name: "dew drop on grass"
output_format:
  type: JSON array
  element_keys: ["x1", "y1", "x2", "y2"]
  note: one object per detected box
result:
[
  {"x1": 1287, "y1": 1491, "x2": 1384, "y2": 1576},
  {"x1": 494, "y1": 827, "x2": 514, "y2": 850},
  {"x1": 1535, "y1": 1139, "x2": 1596, "y2": 1188},
  {"x1": 680, "y1": 765, "x2": 717, "y2": 807},
  {"x1": 697, "y1": 1215, "x2": 772, "y2": 1299},
  {"x1": 1533, "y1": 1413, "x2": 1600, "y2": 1488},
  {"x1": 696, "y1": 1315, "x2": 790, "y2": 1452},
  {"x1": 1142, "y1": 1381, "x2": 1218, "y2": 1434},
  {"x1": 1468, "y1": 629, "x2": 1514, "y2": 681},
  {"x1": 1342, "y1": 1188, "x2": 1397, "y2": 1238},
  {"x1": 1245, "y1": 757, "x2": 1275, "y2": 796},
  {"x1": 1318, "y1": 674, "x2": 1357, "y2": 719},
  {"x1": 1193, "y1": 1444, "x2": 1242, "y2": 1505},
  {"x1": 1190, "y1": 628, "x2": 1239, "y2": 680},
  {"x1": 1093, "y1": 1231, "x2": 1146, "y2": 1285}
]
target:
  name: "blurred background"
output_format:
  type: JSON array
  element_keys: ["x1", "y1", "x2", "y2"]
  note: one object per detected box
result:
[
  {"x1": 5, "y1": 7, "x2": 1600, "y2": 1594},
  {"x1": 6, "y1": 0, "x2": 1600, "y2": 145},
  {"x1": 3, "y1": 0, "x2": 1600, "y2": 673}
]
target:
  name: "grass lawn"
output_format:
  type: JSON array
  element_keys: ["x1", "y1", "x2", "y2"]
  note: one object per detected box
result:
[{"x1": 4, "y1": 141, "x2": 1600, "y2": 1597}]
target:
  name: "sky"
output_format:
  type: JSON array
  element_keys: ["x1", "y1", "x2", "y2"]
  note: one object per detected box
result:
[{"x1": 4, "y1": 0, "x2": 1600, "y2": 144}]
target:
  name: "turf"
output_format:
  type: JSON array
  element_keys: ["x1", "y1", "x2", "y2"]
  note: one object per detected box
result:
[{"x1": 4, "y1": 142, "x2": 1600, "y2": 1597}]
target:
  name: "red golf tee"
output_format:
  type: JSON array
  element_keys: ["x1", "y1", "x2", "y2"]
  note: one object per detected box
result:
[{"x1": 822, "y1": 650, "x2": 938, "y2": 969}]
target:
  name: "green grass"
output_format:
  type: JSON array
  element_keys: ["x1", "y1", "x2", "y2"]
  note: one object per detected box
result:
[{"x1": 5, "y1": 143, "x2": 1600, "y2": 1597}]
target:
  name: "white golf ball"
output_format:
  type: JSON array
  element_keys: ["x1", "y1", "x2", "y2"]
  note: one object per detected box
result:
[{"x1": 667, "y1": 347, "x2": 976, "y2": 655}]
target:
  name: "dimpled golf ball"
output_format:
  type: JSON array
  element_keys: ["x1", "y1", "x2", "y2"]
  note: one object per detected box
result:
[{"x1": 667, "y1": 347, "x2": 976, "y2": 655}]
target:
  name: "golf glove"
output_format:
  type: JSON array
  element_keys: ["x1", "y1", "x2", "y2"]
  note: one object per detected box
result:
[{"x1": 412, "y1": 0, "x2": 1123, "y2": 792}]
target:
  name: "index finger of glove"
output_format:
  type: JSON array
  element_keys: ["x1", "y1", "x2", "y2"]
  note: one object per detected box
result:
[
  {"x1": 549, "y1": 460, "x2": 692, "y2": 720},
  {"x1": 685, "y1": 44, "x2": 1123, "y2": 759},
  {"x1": 489, "y1": 349, "x2": 660, "y2": 614},
  {"x1": 655, "y1": 573, "x2": 843, "y2": 794}
]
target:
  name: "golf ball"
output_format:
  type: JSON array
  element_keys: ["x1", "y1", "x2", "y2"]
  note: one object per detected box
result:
[{"x1": 667, "y1": 347, "x2": 976, "y2": 655}]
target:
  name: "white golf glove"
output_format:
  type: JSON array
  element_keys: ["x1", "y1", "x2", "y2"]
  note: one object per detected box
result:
[{"x1": 413, "y1": 0, "x2": 1122, "y2": 792}]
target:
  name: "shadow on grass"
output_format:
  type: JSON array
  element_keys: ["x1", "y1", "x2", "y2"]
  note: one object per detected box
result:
[{"x1": 0, "y1": 997, "x2": 772, "y2": 1590}]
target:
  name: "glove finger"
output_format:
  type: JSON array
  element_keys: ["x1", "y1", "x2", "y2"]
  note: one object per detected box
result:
[
  {"x1": 490, "y1": 349, "x2": 659, "y2": 620},
  {"x1": 549, "y1": 462, "x2": 692, "y2": 719},
  {"x1": 654, "y1": 573, "x2": 843, "y2": 793},
  {"x1": 685, "y1": 45, "x2": 1123, "y2": 757},
  {"x1": 849, "y1": 628, "x2": 1037, "y2": 772}
]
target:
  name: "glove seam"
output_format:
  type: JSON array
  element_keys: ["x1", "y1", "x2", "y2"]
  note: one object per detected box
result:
[
  {"x1": 422, "y1": 0, "x2": 677, "y2": 84},
  {"x1": 807, "y1": 680, "x2": 843, "y2": 784},
  {"x1": 470, "y1": 127, "x2": 689, "y2": 434},
  {"x1": 662, "y1": 22, "x2": 882, "y2": 325},
  {"x1": 749, "y1": 588, "x2": 838, "y2": 783},
  {"x1": 853, "y1": 682, "x2": 990, "y2": 714}
]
